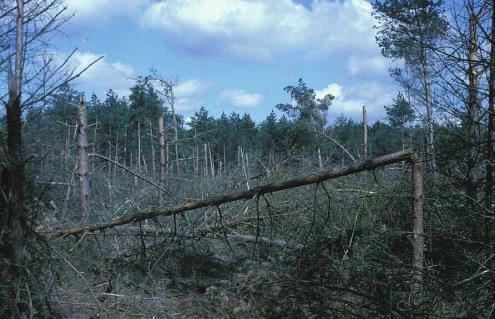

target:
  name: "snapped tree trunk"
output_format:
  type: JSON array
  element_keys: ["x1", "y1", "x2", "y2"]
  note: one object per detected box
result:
[
  {"x1": 0, "y1": 1, "x2": 27, "y2": 316},
  {"x1": 77, "y1": 95, "x2": 90, "y2": 224}
]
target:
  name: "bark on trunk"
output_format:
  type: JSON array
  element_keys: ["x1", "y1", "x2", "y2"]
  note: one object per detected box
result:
[
  {"x1": 420, "y1": 48, "x2": 436, "y2": 179},
  {"x1": 159, "y1": 116, "x2": 166, "y2": 206},
  {"x1": 77, "y1": 95, "x2": 90, "y2": 224},
  {"x1": 362, "y1": 105, "x2": 368, "y2": 159},
  {"x1": 170, "y1": 93, "x2": 180, "y2": 176},
  {"x1": 467, "y1": 11, "x2": 480, "y2": 204},
  {"x1": 0, "y1": 1, "x2": 27, "y2": 316},
  {"x1": 412, "y1": 153, "x2": 425, "y2": 289}
]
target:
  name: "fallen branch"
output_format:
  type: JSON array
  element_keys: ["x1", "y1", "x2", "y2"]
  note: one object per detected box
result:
[{"x1": 40, "y1": 149, "x2": 415, "y2": 239}]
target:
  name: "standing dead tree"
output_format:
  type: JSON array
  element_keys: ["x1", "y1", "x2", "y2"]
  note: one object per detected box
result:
[
  {"x1": 149, "y1": 70, "x2": 180, "y2": 176},
  {"x1": 39, "y1": 148, "x2": 425, "y2": 287},
  {"x1": 77, "y1": 95, "x2": 90, "y2": 224}
]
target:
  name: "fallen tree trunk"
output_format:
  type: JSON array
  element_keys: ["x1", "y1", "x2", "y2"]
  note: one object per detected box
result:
[{"x1": 40, "y1": 148, "x2": 416, "y2": 239}]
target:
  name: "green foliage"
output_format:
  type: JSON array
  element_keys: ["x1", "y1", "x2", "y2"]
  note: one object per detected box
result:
[
  {"x1": 129, "y1": 76, "x2": 164, "y2": 126},
  {"x1": 373, "y1": 0, "x2": 447, "y2": 67},
  {"x1": 276, "y1": 78, "x2": 333, "y2": 129},
  {"x1": 385, "y1": 92, "x2": 415, "y2": 128}
]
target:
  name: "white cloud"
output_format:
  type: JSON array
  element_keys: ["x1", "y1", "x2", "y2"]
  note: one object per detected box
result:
[
  {"x1": 141, "y1": 0, "x2": 380, "y2": 62},
  {"x1": 220, "y1": 89, "x2": 264, "y2": 108},
  {"x1": 162, "y1": 78, "x2": 211, "y2": 111},
  {"x1": 316, "y1": 83, "x2": 344, "y2": 100},
  {"x1": 64, "y1": 0, "x2": 149, "y2": 23},
  {"x1": 70, "y1": 51, "x2": 136, "y2": 97},
  {"x1": 175, "y1": 79, "x2": 208, "y2": 97},
  {"x1": 317, "y1": 81, "x2": 397, "y2": 122},
  {"x1": 347, "y1": 55, "x2": 389, "y2": 75}
]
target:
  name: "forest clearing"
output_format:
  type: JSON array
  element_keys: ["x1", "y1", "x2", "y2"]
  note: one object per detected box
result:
[{"x1": 1, "y1": 0, "x2": 495, "y2": 318}]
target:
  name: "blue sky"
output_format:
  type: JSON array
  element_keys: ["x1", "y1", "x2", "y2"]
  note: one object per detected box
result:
[{"x1": 57, "y1": 0, "x2": 398, "y2": 123}]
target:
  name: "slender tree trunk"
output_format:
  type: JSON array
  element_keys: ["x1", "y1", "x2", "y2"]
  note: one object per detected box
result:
[
  {"x1": 159, "y1": 116, "x2": 166, "y2": 206},
  {"x1": 240, "y1": 147, "x2": 250, "y2": 189},
  {"x1": 137, "y1": 120, "x2": 142, "y2": 172},
  {"x1": 123, "y1": 125, "x2": 127, "y2": 167},
  {"x1": 412, "y1": 153, "x2": 425, "y2": 289},
  {"x1": 467, "y1": 11, "x2": 480, "y2": 204},
  {"x1": 362, "y1": 105, "x2": 368, "y2": 159},
  {"x1": 318, "y1": 147, "x2": 323, "y2": 169},
  {"x1": 77, "y1": 95, "x2": 90, "y2": 224},
  {"x1": 204, "y1": 143, "x2": 208, "y2": 178},
  {"x1": 170, "y1": 94, "x2": 180, "y2": 176},
  {"x1": 149, "y1": 120, "x2": 155, "y2": 180},
  {"x1": 223, "y1": 145, "x2": 226, "y2": 175},
  {"x1": 486, "y1": 3, "x2": 495, "y2": 317},
  {"x1": 65, "y1": 121, "x2": 69, "y2": 170},
  {"x1": 208, "y1": 143, "x2": 214, "y2": 177},
  {"x1": 486, "y1": 2, "x2": 495, "y2": 211},
  {"x1": 114, "y1": 130, "x2": 119, "y2": 180},
  {"x1": 420, "y1": 46, "x2": 436, "y2": 179},
  {"x1": 93, "y1": 117, "x2": 97, "y2": 170}
]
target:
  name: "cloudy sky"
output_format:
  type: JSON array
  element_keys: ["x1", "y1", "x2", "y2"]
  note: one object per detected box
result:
[{"x1": 57, "y1": 0, "x2": 398, "y2": 123}]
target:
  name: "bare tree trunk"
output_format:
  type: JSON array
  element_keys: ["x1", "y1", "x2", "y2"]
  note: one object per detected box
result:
[
  {"x1": 170, "y1": 95, "x2": 180, "y2": 176},
  {"x1": 412, "y1": 153, "x2": 425, "y2": 289},
  {"x1": 467, "y1": 10, "x2": 480, "y2": 204},
  {"x1": 93, "y1": 117, "x2": 97, "y2": 171},
  {"x1": 318, "y1": 147, "x2": 323, "y2": 169},
  {"x1": 363, "y1": 105, "x2": 368, "y2": 159},
  {"x1": 208, "y1": 143, "x2": 214, "y2": 177},
  {"x1": 204, "y1": 143, "x2": 208, "y2": 178},
  {"x1": 77, "y1": 95, "x2": 90, "y2": 224},
  {"x1": 420, "y1": 48, "x2": 436, "y2": 180},
  {"x1": 114, "y1": 130, "x2": 119, "y2": 180},
  {"x1": 65, "y1": 121, "x2": 69, "y2": 170},
  {"x1": 166, "y1": 142, "x2": 170, "y2": 177},
  {"x1": 486, "y1": 4, "x2": 495, "y2": 316},
  {"x1": 193, "y1": 122, "x2": 199, "y2": 175},
  {"x1": 137, "y1": 120, "x2": 142, "y2": 172},
  {"x1": 0, "y1": 3, "x2": 26, "y2": 316},
  {"x1": 159, "y1": 116, "x2": 166, "y2": 206},
  {"x1": 240, "y1": 147, "x2": 250, "y2": 189},
  {"x1": 486, "y1": 1, "x2": 495, "y2": 211},
  {"x1": 149, "y1": 120, "x2": 155, "y2": 180}
]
